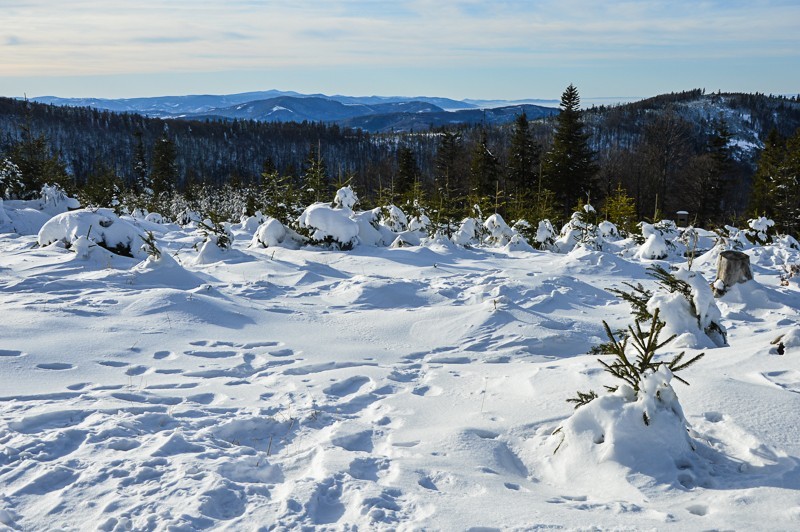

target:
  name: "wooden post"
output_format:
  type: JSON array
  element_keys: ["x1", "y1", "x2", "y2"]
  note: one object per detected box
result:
[{"x1": 714, "y1": 250, "x2": 752, "y2": 296}]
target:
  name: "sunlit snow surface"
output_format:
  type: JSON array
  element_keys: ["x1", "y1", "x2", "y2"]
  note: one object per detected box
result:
[{"x1": 2, "y1": 216, "x2": 800, "y2": 530}]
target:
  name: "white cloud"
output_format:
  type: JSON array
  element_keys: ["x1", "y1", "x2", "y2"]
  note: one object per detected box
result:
[{"x1": 1, "y1": 0, "x2": 798, "y2": 77}]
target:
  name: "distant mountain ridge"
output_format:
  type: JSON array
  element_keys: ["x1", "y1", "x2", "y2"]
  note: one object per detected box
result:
[{"x1": 30, "y1": 90, "x2": 559, "y2": 132}]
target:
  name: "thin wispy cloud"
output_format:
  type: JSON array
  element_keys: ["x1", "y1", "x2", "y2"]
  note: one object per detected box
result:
[{"x1": 1, "y1": 0, "x2": 798, "y2": 98}]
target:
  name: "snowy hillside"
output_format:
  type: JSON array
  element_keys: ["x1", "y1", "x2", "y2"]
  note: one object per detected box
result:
[{"x1": 1, "y1": 194, "x2": 800, "y2": 530}]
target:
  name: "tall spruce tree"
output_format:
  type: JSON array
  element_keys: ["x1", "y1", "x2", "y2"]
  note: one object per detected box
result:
[
  {"x1": 507, "y1": 111, "x2": 539, "y2": 193},
  {"x1": 150, "y1": 134, "x2": 178, "y2": 195},
  {"x1": 749, "y1": 128, "x2": 784, "y2": 218},
  {"x1": 469, "y1": 128, "x2": 501, "y2": 208},
  {"x1": 132, "y1": 130, "x2": 150, "y2": 193},
  {"x1": 302, "y1": 144, "x2": 328, "y2": 204},
  {"x1": 396, "y1": 145, "x2": 419, "y2": 199},
  {"x1": 542, "y1": 84, "x2": 597, "y2": 220}
]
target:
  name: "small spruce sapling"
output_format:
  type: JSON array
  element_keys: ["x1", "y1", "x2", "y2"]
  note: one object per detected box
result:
[
  {"x1": 568, "y1": 308, "x2": 705, "y2": 409},
  {"x1": 140, "y1": 231, "x2": 162, "y2": 260}
]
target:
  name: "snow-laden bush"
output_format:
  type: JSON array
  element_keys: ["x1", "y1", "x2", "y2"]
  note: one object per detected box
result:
[
  {"x1": 333, "y1": 186, "x2": 358, "y2": 210},
  {"x1": 533, "y1": 219, "x2": 556, "y2": 250},
  {"x1": 298, "y1": 203, "x2": 359, "y2": 250},
  {"x1": 38, "y1": 208, "x2": 148, "y2": 259},
  {"x1": 452, "y1": 217, "x2": 482, "y2": 246},
  {"x1": 377, "y1": 205, "x2": 408, "y2": 233},
  {"x1": 241, "y1": 211, "x2": 267, "y2": 233},
  {"x1": 251, "y1": 218, "x2": 287, "y2": 248},
  {"x1": 744, "y1": 217, "x2": 775, "y2": 246},
  {"x1": 197, "y1": 218, "x2": 233, "y2": 250},
  {"x1": 0, "y1": 159, "x2": 24, "y2": 199},
  {"x1": 635, "y1": 223, "x2": 671, "y2": 259},
  {"x1": 176, "y1": 208, "x2": 202, "y2": 226},
  {"x1": 597, "y1": 220, "x2": 620, "y2": 240},
  {"x1": 408, "y1": 213, "x2": 431, "y2": 235},
  {"x1": 555, "y1": 205, "x2": 602, "y2": 253},
  {"x1": 390, "y1": 231, "x2": 421, "y2": 248},
  {"x1": 483, "y1": 213, "x2": 515, "y2": 246}
]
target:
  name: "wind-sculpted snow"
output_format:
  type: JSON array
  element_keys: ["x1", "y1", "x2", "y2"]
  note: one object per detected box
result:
[{"x1": 2, "y1": 209, "x2": 800, "y2": 529}]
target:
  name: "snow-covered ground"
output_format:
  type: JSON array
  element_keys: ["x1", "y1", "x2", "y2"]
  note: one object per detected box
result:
[{"x1": 2, "y1": 201, "x2": 800, "y2": 530}]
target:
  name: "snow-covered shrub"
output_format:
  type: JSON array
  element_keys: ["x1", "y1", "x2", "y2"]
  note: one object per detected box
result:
[
  {"x1": 452, "y1": 217, "x2": 482, "y2": 246},
  {"x1": 597, "y1": 220, "x2": 620, "y2": 240},
  {"x1": 241, "y1": 211, "x2": 267, "y2": 233},
  {"x1": 377, "y1": 204, "x2": 408, "y2": 233},
  {"x1": 390, "y1": 231, "x2": 421, "y2": 248},
  {"x1": 408, "y1": 212, "x2": 432, "y2": 235},
  {"x1": 556, "y1": 205, "x2": 602, "y2": 252},
  {"x1": 333, "y1": 186, "x2": 358, "y2": 211},
  {"x1": 39, "y1": 184, "x2": 80, "y2": 213},
  {"x1": 0, "y1": 159, "x2": 24, "y2": 199},
  {"x1": 533, "y1": 219, "x2": 556, "y2": 250},
  {"x1": 483, "y1": 213, "x2": 515, "y2": 246},
  {"x1": 251, "y1": 218, "x2": 287, "y2": 248},
  {"x1": 298, "y1": 203, "x2": 359, "y2": 250},
  {"x1": 197, "y1": 218, "x2": 233, "y2": 250},
  {"x1": 38, "y1": 208, "x2": 148, "y2": 259},
  {"x1": 744, "y1": 217, "x2": 775, "y2": 246},
  {"x1": 176, "y1": 208, "x2": 202, "y2": 226}
]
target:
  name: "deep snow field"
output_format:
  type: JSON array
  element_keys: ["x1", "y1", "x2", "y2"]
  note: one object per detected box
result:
[{"x1": 2, "y1": 197, "x2": 800, "y2": 531}]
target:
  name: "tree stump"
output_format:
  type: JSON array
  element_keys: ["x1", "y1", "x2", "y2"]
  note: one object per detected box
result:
[{"x1": 714, "y1": 250, "x2": 752, "y2": 296}]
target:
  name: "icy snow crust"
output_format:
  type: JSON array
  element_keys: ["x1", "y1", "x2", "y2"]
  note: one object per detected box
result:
[{"x1": 2, "y1": 207, "x2": 800, "y2": 529}]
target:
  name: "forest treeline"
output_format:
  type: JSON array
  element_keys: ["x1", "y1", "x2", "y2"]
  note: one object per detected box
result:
[{"x1": 2, "y1": 87, "x2": 800, "y2": 234}]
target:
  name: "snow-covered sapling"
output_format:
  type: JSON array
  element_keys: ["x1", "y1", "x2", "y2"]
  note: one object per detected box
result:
[
  {"x1": 140, "y1": 231, "x2": 162, "y2": 260},
  {"x1": 197, "y1": 216, "x2": 233, "y2": 250},
  {"x1": 568, "y1": 309, "x2": 705, "y2": 412}
]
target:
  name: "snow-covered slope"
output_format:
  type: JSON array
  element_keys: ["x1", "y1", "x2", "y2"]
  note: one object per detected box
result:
[{"x1": 1, "y1": 209, "x2": 800, "y2": 530}]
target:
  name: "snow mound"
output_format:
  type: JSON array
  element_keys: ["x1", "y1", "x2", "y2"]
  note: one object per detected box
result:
[
  {"x1": 38, "y1": 208, "x2": 148, "y2": 259},
  {"x1": 544, "y1": 367, "x2": 707, "y2": 497}
]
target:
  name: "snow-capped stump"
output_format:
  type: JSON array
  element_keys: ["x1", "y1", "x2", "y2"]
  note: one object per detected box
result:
[
  {"x1": 714, "y1": 250, "x2": 753, "y2": 296},
  {"x1": 38, "y1": 208, "x2": 148, "y2": 259},
  {"x1": 298, "y1": 203, "x2": 359, "y2": 250},
  {"x1": 250, "y1": 218, "x2": 286, "y2": 248}
]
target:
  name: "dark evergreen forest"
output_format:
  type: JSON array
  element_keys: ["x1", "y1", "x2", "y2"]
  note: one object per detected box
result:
[{"x1": 2, "y1": 89, "x2": 800, "y2": 231}]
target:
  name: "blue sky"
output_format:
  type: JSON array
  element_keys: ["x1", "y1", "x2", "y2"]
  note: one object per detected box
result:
[{"x1": 2, "y1": 0, "x2": 799, "y2": 100}]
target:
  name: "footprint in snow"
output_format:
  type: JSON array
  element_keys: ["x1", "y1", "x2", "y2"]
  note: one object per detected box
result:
[
  {"x1": 36, "y1": 362, "x2": 74, "y2": 370},
  {"x1": 0, "y1": 349, "x2": 25, "y2": 357},
  {"x1": 324, "y1": 375, "x2": 370, "y2": 397}
]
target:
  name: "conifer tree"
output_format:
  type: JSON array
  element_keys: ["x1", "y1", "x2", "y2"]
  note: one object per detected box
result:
[
  {"x1": 150, "y1": 134, "x2": 178, "y2": 195},
  {"x1": 132, "y1": 130, "x2": 150, "y2": 193},
  {"x1": 542, "y1": 84, "x2": 597, "y2": 221},
  {"x1": 301, "y1": 144, "x2": 328, "y2": 204},
  {"x1": 469, "y1": 128, "x2": 501, "y2": 210},
  {"x1": 396, "y1": 145, "x2": 418, "y2": 199},
  {"x1": 507, "y1": 111, "x2": 539, "y2": 194},
  {"x1": 749, "y1": 128, "x2": 784, "y2": 218}
]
